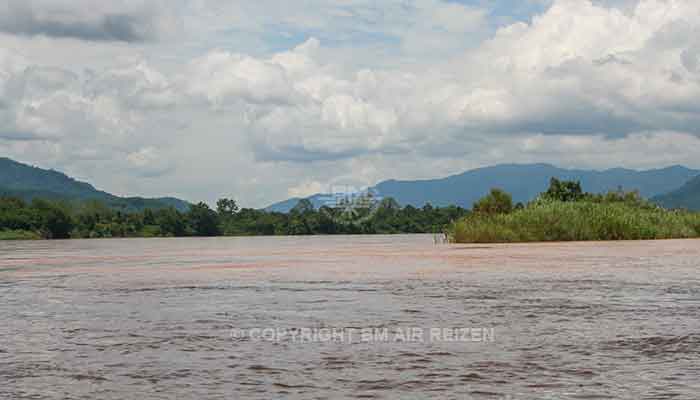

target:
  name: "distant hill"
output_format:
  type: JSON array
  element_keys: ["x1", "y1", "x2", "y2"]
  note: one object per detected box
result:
[
  {"x1": 266, "y1": 163, "x2": 700, "y2": 212},
  {"x1": 652, "y1": 175, "x2": 700, "y2": 211},
  {"x1": 0, "y1": 157, "x2": 191, "y2": 212}
]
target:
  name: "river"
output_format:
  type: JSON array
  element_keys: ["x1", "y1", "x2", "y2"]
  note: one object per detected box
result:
[{"x1": 1, "y1": 235, "x2": 699, "y2": 399}]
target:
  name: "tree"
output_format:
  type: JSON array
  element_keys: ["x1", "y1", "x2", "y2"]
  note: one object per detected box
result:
[
  {"x1": 317, "y1": 206, "x2": 338, "y2": 234},
  {"x1": 143, "y1": 208, "x2": 156, "y2": 225},
  {"x1": 543, "y1": 178, "x2": 584, "y2": 202},
  {"x1": 188, "y1": 202, "x2": 220, "y2": 236},
  {"x1": 0, "y1": 191, "x2": 471, "y2": 239},
  {"x1": 379, "y1": 197, "x2": 400, "y2": 211},
  {"x1": 31, "y1": 199, "x2": 73, "y2": 239},
  {"x1": 216, "y1": 198, "x2": 239, "y2": 216},
  {"x1": 0, "y1": 197, "x2": 32, "y2": 231},
  {"x1": 473, "y1": 189, "x2": 513, "y2": 215},
  {"x1": 156, "y1": 207, "x2": 187, "y2": 236}
]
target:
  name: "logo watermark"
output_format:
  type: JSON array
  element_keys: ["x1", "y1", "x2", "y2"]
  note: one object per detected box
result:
[{"x1": 318, "y1": 184, "x2": 383, "y2": 226}]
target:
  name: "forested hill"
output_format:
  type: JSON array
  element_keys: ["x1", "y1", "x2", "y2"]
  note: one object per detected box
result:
[
  {"x1": 267, "y1": 163, "x2": 700, "y2": 212},
  {"x1": 0, "y1": 158, "x2": 190, "y2": 212},
  {"x1": 652, "y1": 176, "x2": 700, "y2": 211}
]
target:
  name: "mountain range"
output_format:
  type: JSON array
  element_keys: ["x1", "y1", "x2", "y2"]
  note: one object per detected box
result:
[
  {"x1": 267, "y1": 163, "x2": 700, "y2": 212},
  {"x1": 0, "y1": 157, "x2": 191, "y2": 212},
  {"x1": 2, "y1": 157, "x2": 699, "y2": 213}
]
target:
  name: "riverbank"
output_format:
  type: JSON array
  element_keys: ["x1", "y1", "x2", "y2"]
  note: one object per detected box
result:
[
  {"x1": 0, "y1": 196, "x2": 466, "y2": 240},
  {"x1": 0, "y1": 230, "x2": 41, "y2": 240}
]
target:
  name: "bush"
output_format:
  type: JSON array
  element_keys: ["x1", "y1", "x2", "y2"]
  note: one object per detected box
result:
[
  {"x1": 473, "y1": 189, "x2": 513, "y2": 215},
  {"x1": 542, "y1": 178, "x2": 584, "y2": 202}
]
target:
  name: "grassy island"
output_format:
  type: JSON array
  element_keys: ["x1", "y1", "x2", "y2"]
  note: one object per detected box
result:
[{"x1": 448, "y1": 179, "x2": 700, "y2": 243}]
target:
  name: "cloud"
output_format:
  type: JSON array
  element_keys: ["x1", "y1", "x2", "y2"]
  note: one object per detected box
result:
[
  {"x1": 179, "y1": 0, "x2": 700, "y2": 166},
  {"x1": 0, "y1": 44, "x2": 181, "y2": 184},
  {"x1": 3, "y1": 0, "x2": 700, "y2": 206},
  {"x1": 87, "y1": 63, "x2": 180, "y2": 109},
  {"x1": 126, "y1": 146, "x2": 174, "y2": 177},
  {"x1": 287, "y1": 180, "x2": 325, "y2": 198},
  {"x1": 186, "y1": 51, "x2": 302, "y2": 106},
  {"x1": 0, "y1": 0, "x2": 180, "y2": 42},
  {"x1": 184, "y1": 0, "x2": 487, "y2": 62}
]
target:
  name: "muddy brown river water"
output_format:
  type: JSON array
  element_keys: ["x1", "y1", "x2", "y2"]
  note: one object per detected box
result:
[{"x1": 1, "y1": 235, "x2": 699, "y2": 399}]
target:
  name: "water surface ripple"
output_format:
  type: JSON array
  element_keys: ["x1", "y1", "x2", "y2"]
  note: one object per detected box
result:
[{"x1": 1, "y1": 236, "x2": 699, "y2": 399}]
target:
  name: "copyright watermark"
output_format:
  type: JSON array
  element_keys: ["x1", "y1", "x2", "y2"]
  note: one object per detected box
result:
[{"x1": 230, "y1": 327, "x2": 495, "y2": 343}]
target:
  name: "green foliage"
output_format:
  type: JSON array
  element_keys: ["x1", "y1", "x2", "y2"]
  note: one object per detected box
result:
[
  {"x1": 542, "y1": 178, "x2": 584, "y2": 202},
  {"x1": 30, "y1": 199, "x2": 73, "y2": 239},
  {"x1": 216, "y1": 198, "x2": 239, "y2": 216},
  {"x1": 0, "y1": 194, "x2": 468, "y2": 240},
  {"x1": 450, "y1": 200, "x2": 700, "y2": 243},
  {"x1": 290, "y1": 199, "x2": 315, "y2": 215},
  {"x1": 156, "y1": 207, "x2": 187, "y2": 236},
  {"x1": 188, "y1": 202, "x2": 221, "y2": 236},
  {"x1": 0, "y1": 197, "x2": 33, "y2": 231},
  {"x1": 0, "y1": 196, "x2": 73, "y2": 239},
  {"x1": 473, "y1": 189, "x2": 513, "y2": 215},
  {"x1": 449, "y1": 180, "x2": 700, "y2": 243},
  {"x1": 0, "y1": 230, "x2": 41, "y2": 240}
]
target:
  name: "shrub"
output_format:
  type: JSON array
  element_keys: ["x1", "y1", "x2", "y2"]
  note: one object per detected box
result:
[
  {"x1": 473, "y1": 189, "x2": 513, "y2": 215},
  {"x1": 542, "y1": 178, "x2": 584, "y2": 202}
]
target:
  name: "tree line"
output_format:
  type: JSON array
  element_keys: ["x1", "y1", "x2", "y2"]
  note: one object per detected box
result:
[{"x1": 0, "y1": 196, "x2": 469, "y2": 239}]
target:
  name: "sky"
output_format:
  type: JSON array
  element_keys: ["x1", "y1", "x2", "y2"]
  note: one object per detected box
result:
[{"x1": 1, "y1": 0, "x2": 700, "y2": 207}]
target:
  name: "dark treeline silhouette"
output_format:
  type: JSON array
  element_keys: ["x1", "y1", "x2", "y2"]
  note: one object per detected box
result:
[{"x1": 0, "y1": 196, "x2": 468, "y2": 240}]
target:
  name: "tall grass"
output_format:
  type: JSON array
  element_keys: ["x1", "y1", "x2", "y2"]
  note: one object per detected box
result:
[
  {"x1": 448, "y1": 200, "x2": 700, "y2": 243},
  {"x1": 0, "y1": 229, "x2": 42, "y2": 240}
]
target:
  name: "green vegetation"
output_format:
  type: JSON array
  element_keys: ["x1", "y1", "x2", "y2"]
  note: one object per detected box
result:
[
  {"x1": 0, "y1": 195, "x2": 468, "y2": 240},
  {"x1": 449, "y1": 178, "x2": 700, "y2": 243},
  {"x1": 472, "y1": 189, "x2": 515, "y2": 215},
  {"x1": 0, "y1": 230, "x2": 41, "y2": 240},
  {"x1": 7, "y1": 173, "x2": 698, "y2": 242}
]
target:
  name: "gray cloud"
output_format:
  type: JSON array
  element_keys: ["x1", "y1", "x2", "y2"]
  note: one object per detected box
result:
[
  {"x1": 0, "y1": 129, "x2": 44, "y2": 141},
  {"x1": 251, "y1": 142, "x2": 369, "y2": 163},
  {"x1": 0, "y1": 1, "x2": 178, "y2": 42}
]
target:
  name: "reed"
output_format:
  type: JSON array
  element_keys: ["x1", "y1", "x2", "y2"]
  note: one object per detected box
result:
[
  {"x1": 448, "y1": 199, "x2": 700, "y2": 243},
  {"x1": 0, "y1": 229, "x2": 42, "y2": 240}
]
